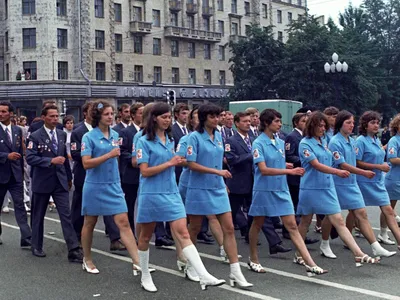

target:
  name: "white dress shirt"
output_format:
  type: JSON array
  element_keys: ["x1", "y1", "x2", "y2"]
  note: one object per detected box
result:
[
  {"x1": 0, "y1": 122, "x2": 12, "y2": 143},
  {"x1": 176, "y1": 121, "x2": 188, "y2": 135},
  {"x1": 44, "y1": 125, "x2": 58, "y2": 143}
]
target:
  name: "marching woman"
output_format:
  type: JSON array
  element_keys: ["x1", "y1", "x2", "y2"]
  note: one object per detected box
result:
[
  {"x1": 297, "y1": 111, "x2": 380, "y2": 266},
  {"x1": 328, "y1": 110, "x2": 396, "y2": 258},
  {"x1": 80, "y1": 100, "x2": 144, "y2": 275},
  {"x1": 355, "y1": 111, "x2": 400, "y2": 248},
  {"x1": 135, "y1": 103, "x2": 225, "y2": 292},
  {"x1": 185, "y1": 103, "x2": 253, "y2": 289},
  {"x1": 248, "y1": 109, "x2": 327, "y2": 276}
]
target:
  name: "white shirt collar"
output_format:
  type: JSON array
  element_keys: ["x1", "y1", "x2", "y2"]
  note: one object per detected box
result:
[
  {"x1": 84, "y1": 121, "x2": 93, "y2": 132},
  {"x1": 175, "y1": 121, "x2": 188, "y2": 134},
  {"x1": 44, "y1": 125, "x2": 57, "y2": 141},
  {"x1": 0, "y1": 122, "x2": 11, "y2": 132},
  {"x1": 237, "y1": 131, "x2": 249, "y2": 141},
  {"x1": 294, "y1": 128, "x2": 303, "y2": 136},
  {"x1": 217, "y1": 125, "x2": 222, "y2": 132},
  {"x1": 121, "y1": 121, "x2": 129, "y2": 128},
  {"x1": 133, "y1": 122, "x2": 140, "y2": 132}
]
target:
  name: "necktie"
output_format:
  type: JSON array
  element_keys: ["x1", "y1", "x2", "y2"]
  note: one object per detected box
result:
[
  {"x1": 182, "y1": 127, "x2": 187, "y2": 135},
  {"x1": 244, "y1": 136, "x2": 252, "y2": 151},
  {"x1": 254, "y1": 129, "x2": 258, "y2": 137},
  {"x1": 5, "y1": 127, "x2": 12, "y2": 145},
  {"x1": 50, "y1": 130, "x2": 58, "y2": 153}
]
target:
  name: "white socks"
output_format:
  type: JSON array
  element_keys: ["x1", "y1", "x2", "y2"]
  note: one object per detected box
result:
[{"x1": 138, "y1": 250, "x2": 151, "y2": 280}]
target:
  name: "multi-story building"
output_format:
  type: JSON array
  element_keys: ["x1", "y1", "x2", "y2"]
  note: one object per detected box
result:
[{"x1": 0, "y1": 0, "x2": 306, "y2": 120}]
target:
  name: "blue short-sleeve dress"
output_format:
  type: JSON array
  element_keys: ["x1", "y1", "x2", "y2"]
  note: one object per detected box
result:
[
  {"x1": 297, "y1": 137, "x2": 341, "y2": 215},
  {"x1": 185, "y1": 130, "x2": 231, "y2": 215},
  {"x1": 249, "y1": 133, "x2": 295, "y2": 217},
  {"x1": 356, "y1": 135, "x2": 390, "y2": 206},
  {"x1": 81, "y1": 127, "x2": 128, "y2": 216},
  {"x1": 328, "y1": 133, "x2": 365, "y2": 210},
  {"x1": 135, "y1": 133, "x2": 186, "y2": 223},
  {"x1": 385, "y1": 135, "x2": 400, "y2": 200}
]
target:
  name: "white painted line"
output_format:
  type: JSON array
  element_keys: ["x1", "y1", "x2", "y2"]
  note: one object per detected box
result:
[
  {"x1": 6, "y1": 210, "x2": 400, "y2": 300},
  {"x1": 1, "y1": 221, "x2": 279, "y2": 300}
]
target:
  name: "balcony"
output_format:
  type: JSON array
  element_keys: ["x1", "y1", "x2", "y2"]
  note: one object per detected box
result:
[
  {"x1": 169, "y1": 0, "x2": 182, "y2": 12},
  {"x1": 202, "y1": 6, "x2": 214, "y2": 16},
  {"x1": 186, "y1": 3, "x2": 198, "y2": 14},
  {"x1": 229, "y1": 35, "x2": 247, "y2": 43},
  {"x1": 130, "y1": 21, "x2": 152, "y2": 34},
  {"x1": 164, "y1": 26, "x2": 222, "y2": 43}
]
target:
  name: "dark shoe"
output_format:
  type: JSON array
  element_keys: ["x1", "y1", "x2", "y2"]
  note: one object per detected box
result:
[
  {"x1": 197, "y1": 232, "x2": 215, "y2": 244},
  {"x1": 282, "y1": 232, "x2": 291, "y2": 240},
  {"x1": 240, "y1": 227, "x2": 248, "y2": 238},
  {"x1": 68, "y1": 248, "x2": 83, "y2": 263},
  {"x1": 305, "y1": 237, "x2": 319, "y2": 245},
  {"x1": 32, "y1": 248, "x2": 46, "y2": 257},
  {"x1": 20, "y1": 238, "x2": 32, "y2": 248},
  {"x1": 110, "y1": 239, "x2": 127, "y2": 252},
  {"x1": 269, "y1": 243, "x2": 292, "y2": 255},
  {"x1": 205, "y1": 232, "x2": 213, "y2": 238},
  {"x1": 155, "y1": 236, "x2": 175, "y2": 247}
]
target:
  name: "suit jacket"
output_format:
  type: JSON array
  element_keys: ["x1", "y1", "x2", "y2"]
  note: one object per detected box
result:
[
  {"x1": 112, "y1": 123, "x2": 126, "y2": 136},
  {"x1": 248, "y1": 128, "x2": 259, "y2": 140},
  {"x1": 0, "y1": 125, "x2": 24, "y2": 183},
  {"x1": 222, "y1": 126, "x2": 236, "y2": 142},
  {"x1": 73, "y1": 121, "x2": 84, "y2": 130},
  {"x1": 172, "y1": 122, "x2": 189, "y2": 181},
  {"x1": 70, "y1": 124, "x2": 89, "y2": 187},
  {"x1": 285, "y1": 129, "x2": 302, "y2": 186},
  {"x1": 225, "y1": 132, "x2": 254, "y2": 194},
  {"x1": 120, "y1": 125, "x2": 140, "y2": 185},
  {"x1": 26, "y1": 127, "x2": 72, "y2": 193}
]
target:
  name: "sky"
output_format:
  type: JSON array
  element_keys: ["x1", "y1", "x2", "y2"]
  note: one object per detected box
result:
[{"x1": 307, "y1": 0, "x2": 364, "y2": 23}]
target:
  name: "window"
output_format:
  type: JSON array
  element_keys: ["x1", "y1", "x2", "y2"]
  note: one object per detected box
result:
[
  {"x1": 298, "y1": 0, "x2": 302, "y2": 6},
  {"x1": 189, "y1": 69, "x2": 196, "y2": 84},
  {"x1": 96, "y1": 62, "x2": 105, "y2": 81},
  {"x1": 187, "y1": 15, "x2": 195, "y2": 29},
  {"x1": 171, "y1": 40, "x2": 179, "y2": 57},
  {"x1": 154, "y1": 67, "x2": 162, "y2": 84},
  {"x1": 115, "y1": 34, "x2": 123, "y2": 52},
  {"x1": 134, "y1": 36, "x2": 142, "y2": 54},
  {"x1": 278, "y1": 31, "x2": 283, "y2": 42},
  {"x1": 5, "y1": 32, "x2": 8, "y2": 51},
  {"x1": 244, "y1": 2, "x2": 250, "y2": 16},
  {"x1": 172, "y1": 68, "x2": 180, "y2": 84},
  {"x1": 231, "y1": 22, "x2": 238, "y2": 35},
  {"x1": 188, "y1": 42, "x2": 195, "y2": 58},
  {"x1": 245, "y1": 25, "x2": 251, "y2": 36},
  {"x1": 153, "y1": 38, "x2": 161, "y2": 55},
  {"x1": 277, "y1": 10, "x2": 282, "y2": 23},
  {"x1": 171, "y1": 13, "x2": 178, "y2": 26},
  {"x1": 58, "y1": 61, "x2": 68, "y2": 80},
  {"x1": 115, "y1": 3, "x2": 122, "y2": 22},
  {"x1": 152, "y1": 10, "x2": 161, "y2": 27},
  {"x1": 23, "y1": 61, "x2": 37, "y2": 80},
  {"x1": 57, "y1": 0, "x2": 67, "y2": 16},
  {"x1": 218, "y1": 20, "x2": 224, "y2": 36},
  {"x1": 219, "y1": 71, "x2": 226, "y2": 85},
  {"x1": 23, "y1": 28, "x2": 36, "y2": 49},
  {"x1": 262, "y1": 4, "x2": 268, "y2": 18},
  {"x1": 134, "y1": 65, "x2": 143, "y2": 82},
  {"x1": 288, "y1": 12, "x2": 293, "y2": 23},
  {"x1": 95, "y1": 0, "x2": 104, "y2": 18},
  {"x1": 133, "y1": 6, "x2": 142, "y2": 21},
  {"x1": 22, "y1": 0, "x2": 35, "y2": 15},
  {"x1": 204, "y1": 44, "x2": 211, "y2": 59},
  {"x1": 95, "y1": 30, "x2": 105, "y2": 49},
  {"x1": 217, "y1": 0, "x2": 223, "y2": 11},
  {"x1": 203, "y1": 17, "x2": 210, "y2": 31},
  {"x1": 204, "y1": 70, "x2": 211, "y2": 85},
  {"x1": 115, "y1": 64, "x2": 123, "y2": 81},
  {"x1": 231, "y1": 0, "x2": 237, "y2": 13},
  {"x1": 218, "y1": 46, "x2": 225, "y2": 61},
  {"x1": 6, "y1": 64, "x2": 9, "y2": 81},
  {"x1": 57, "y1": 29, "x2": 68, "y2": 49}
]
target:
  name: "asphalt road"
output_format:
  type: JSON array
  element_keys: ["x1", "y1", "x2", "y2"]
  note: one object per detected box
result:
[{"x1": 1, "y1": 205, "x2": 400, "y2": 300}]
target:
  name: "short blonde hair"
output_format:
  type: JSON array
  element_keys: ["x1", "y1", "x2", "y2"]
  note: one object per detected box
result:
[{"x1": 245, "y1": 107, "x2": 258, "y2": 115}]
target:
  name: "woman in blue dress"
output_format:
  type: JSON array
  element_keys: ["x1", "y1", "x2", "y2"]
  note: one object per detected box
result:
[
  {"x1": 186, "y1": 104, "x2": 253, "y2": 289},
  {"x1": 81, "y1": 101, "x2": 141, "y2": 275},
  {"x1": 136, "y1": 103, "x2": 225, "y2": 293},
  {"x1": 297, "y1": 111, "x2": 380, "y2": 267},
  {"x1": 327, "y1": 110, "x2": 395, "y2": 258},
  {"x1": 356, "y1": 111, "x2": 400, "y2": 248},
  {"x1": 248, "y1": 109, "x2": 327, "y2": 276},
  {"x1": 385, "y1": 114, "x2": 400, "y2": 225}
]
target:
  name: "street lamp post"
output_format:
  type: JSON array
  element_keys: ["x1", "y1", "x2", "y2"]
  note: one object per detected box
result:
[{"x1": 324, "y1": 53, "x2": 349, "y2": 103}]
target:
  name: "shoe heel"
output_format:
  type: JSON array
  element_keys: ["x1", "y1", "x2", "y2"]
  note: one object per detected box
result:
[
  {"x1": 201, "y1": 284, "x2": 207, "y2": 291},
  {"x1": 229, "y1": 279, "x2": 235, "y2": 287},
  {"x1": 133, "y1": 269, "x2": 138, "y2": 276},
  {"x1": 306, "y1": 271, "x2": 315, "y2": 277},
  {"x1": 82, "y1": 263, "x2": 85, "y2": 271},
  {"x1": 355, "y1": 262, "x2": 362, "y2": 267}
]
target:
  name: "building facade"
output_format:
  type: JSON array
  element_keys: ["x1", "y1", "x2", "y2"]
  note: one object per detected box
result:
[{"x1": 0, "y1": 0, "x2": 306, "y2": 121}]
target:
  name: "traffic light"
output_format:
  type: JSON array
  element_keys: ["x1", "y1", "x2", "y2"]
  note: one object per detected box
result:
[{"x1": 167, "y1": 90, "x2": 176, "y2": 107}]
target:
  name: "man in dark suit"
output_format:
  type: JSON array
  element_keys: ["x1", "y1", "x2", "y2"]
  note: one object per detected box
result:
[
  {"x1": 27, "y1": 100, "x2": 63, "y2": 139},
  {"x1": 26, "y1": 105, "x2": 82, "y2": 261},
  {"x1": 112, "y1": 103, "x2": 131, "y2": 135},
  {"x1": 245, "y1": 107, "x2": 260, "y2": 139},
  {"x1": 283, "y1": 113, "x2": 318, "y2": 244},
  {"x1": 73, "y1": 102, "x2": 92, "y2": 130},
  {"x1": 70, "y1": 102, "x2": 124, "y2": 251},
  {"x1": 221, "y1": 111, "x2": 236, "y2": 142},
  {"x1": 0, "y1": 101, "x2": 31, "y2": 247},
  {"x1": 225, "y1": 112, "x2": 291, "y2": 254}
]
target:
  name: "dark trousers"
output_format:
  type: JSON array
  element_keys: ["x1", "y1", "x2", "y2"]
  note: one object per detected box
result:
[
  {"x1": 155, "y1": 222, "x2": 167, "y2": 239},
  {"x1": 0, "y1": 175, "x2": 31, "y2": 240},
  {"x1": 31, "y1": 183, "x2": 79, "y2": 251},
  {"x1": 229, "y1": 193, "x2": 251, "y2": 231},
  {"x1": 71, "y1": 184, "x2": 120, "y2": 242},
  {"x1": 122, "y1": 183, "x2": 139, "y2": 235},
  {"x1": 283, "y1": 184, "x2": 301, "y2": 236}
]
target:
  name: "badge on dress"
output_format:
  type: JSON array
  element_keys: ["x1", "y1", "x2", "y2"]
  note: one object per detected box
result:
[
  {"x1": 137, "y1": 149, "x2": 143, "y2": 159},
  {"x1": 218, "y1": 141, "x2": 222, "y2": 147},
  {"x1": 355, "y1": 147, "x2": 359, "y2": 155},
  {"x1": 333, "y1": 151, "x2": 340, "y2": 160},
  {"x1": 176, "y1": 143, "x2": 181, "y2": 153},
  {"x1": 389, "y1": 147, "x2": 395, "y2": 155},
  {"x1": 253, "y1": 149, "x2": 260, "y2": 159},
  {"x1": 285, "y1": 143, "x2": 290, "y2": 151},
  {"x1": 187, "y1": 146, "x2": 193, "y2": 156},
  {"x1": 71, "y1": 142, "x2": 77, "y2": 151},
  {"x1": 118, "y1": 137, "x2": 123, "y2": 145},
  {"x1": 81, "y1": 142, "x2": 86, "y2": 151},
  {"x1": 225, "y1": 144, "x2": 231, "y2": 152},
  {"x1": 27, "y1": 141, "x2": 33, "y2": 149},
  {"x1": 303, "y1": 149, "x2": 311, "y2": 157}
]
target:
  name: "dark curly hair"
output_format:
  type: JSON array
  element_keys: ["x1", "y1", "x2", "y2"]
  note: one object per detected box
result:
[
  {"x1": 90, "y1": 100, "x2": 114, "y2": 128},
  {"x1": 188, "y1": 107, "x2": 199, "y2": 132},
  {"x1": 259, "y1": 109, "x2": 282, "y2": 132},
  {"x1": 143, "y1": 102, "x2": 173, "y2": 141},
  {"x1": 304, "y1": 111, "x2": 329, "y2": 138},
  {"x1": 334, "y1": 110, "x2": 353, "y2": 135},
  {"x1": 358, "y1": 111, "x2": 381, "y2": 136},
  {"x1": 196, "y1": 104, "x2": 222, "y2": 133}
]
